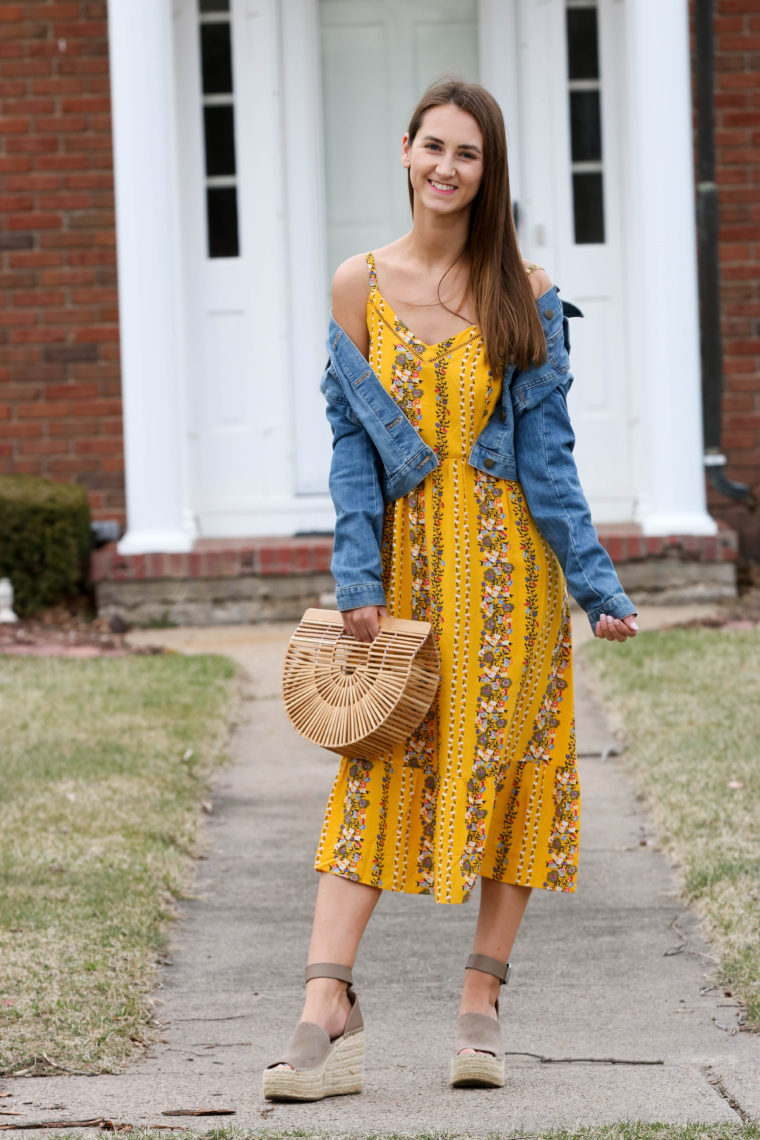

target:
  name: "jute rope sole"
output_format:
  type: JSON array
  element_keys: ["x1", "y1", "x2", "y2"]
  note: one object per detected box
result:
[
  {"x1": 262, "y1": 1028, "x2": 365, "y2": 1102},
  {"x1": 449, "y1": 1051, "x2": 506, "y2": 1088}
]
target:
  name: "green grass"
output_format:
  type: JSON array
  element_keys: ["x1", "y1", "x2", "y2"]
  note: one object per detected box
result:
[
  {"x1": 579, "y1": 627, "x2": 760, "y2": 1029},
  {"x1": 0, "y1": 653, "x2": 238, "y2": 1076},
  {"x1": 14, "y1": 1124, "x2": 760, "y2": 1140}
]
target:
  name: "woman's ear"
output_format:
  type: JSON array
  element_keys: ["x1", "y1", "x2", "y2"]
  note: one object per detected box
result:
[{"x1": 401, "y1": 133, "x2": 411, "y2": 168}]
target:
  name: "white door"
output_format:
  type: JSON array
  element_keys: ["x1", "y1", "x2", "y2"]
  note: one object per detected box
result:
[
  {"x1": 174, "y1": 0, "x2": 335, "y2": 536},
  {"x1": 515, "y1": 0, "x2": 633, "y2": 522},
  {"x1": 319, "y1": 0, "x2": 479, "y2": 279}
]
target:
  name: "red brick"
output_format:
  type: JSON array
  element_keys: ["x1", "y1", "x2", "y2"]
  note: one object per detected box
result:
[
  {"x1": 23, "y1": 3, "x2": 80, "y2": 18},
  {"x1": 31, "y1": 77, "x2": 85, "y2": 95},
  {"x1": 0, "y1": 156, "x2": 31, "y2": 172},
  {"x1": 2, "y1": 421, "x2": 43, "y2": 438},
  {"x1": 18, "y1": 438, "x2": 67, "y2": 456},
  {"x1": 8, "y1": 252, "x2": 63, "y2": 268},
  {"x1": 41, "y1": 308, "x2": 98, "y2": 326},
  {"x1": 70, "y1": 398, "x2": 121, "y2": 417},
  {"x1": 6, "y1": 460, "x2": 40, "y2": 475},
  {"x1": 72, "y1": 326, "x2": 119, "y2": 342},
  {"x1": 5, "y1": 174, "x2": 61, "y2": 193},
  {"x1": 9, "y1": 212, "x2": 62, "y2": 231},
  {"x1": 720, "y1": 33, "x2": 760, "y2": 51},
  {"x1": 40, "y1": 268, "x2": 96, "y2": 286},
  {"x1": 73, "y1": 437, "x2": 122, "y2": 454},
  {"x1": 10, "y1": 327, "x2": 66, "y2": 344},
  {"x1": 35, "y1": 154, "x2": 89, "y2": 171},
  {"x1": 52, "y1": 22, "x2": 107, "y2": 40},
  {"x1": 5, "y1": 136, "x2": 60, "y2": 156},
  {"x1": 5, "y1": 98, "x2": 56, "y2": 116},
  {"x1": 65, "y1": 173, "x2": 113, "y2": 190},
  {"x1": 0, "y1": 60, "x2": 46, "y2": 77},
  {"x1": 0, "y1": 116, "x2": 31, "y2": 134},
  {"x1": 0, "y1": 310, "x2": 36, "y2": 326},
  {"x1": 44, "y1": 382, "x2": 99, "y2": 400},
  {"x1": 0, "y1": 192, "x2": 34, "y2": 213},
  {"x1": 13, "y1": 290, "x2": 66, "y2": 307},
  {"x1": 34, "y1": 116, "x2": 88, "y2": 136},
  {"x1": 101, "y1": 455, "x2": 124, "y2": 474}
]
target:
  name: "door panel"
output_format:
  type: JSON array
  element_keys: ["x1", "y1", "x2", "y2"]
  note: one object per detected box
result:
[
  {"x1": 320, "y1": 0, "x2": 479, "y2": 277},
  {"x1": 517, "y1": 0, "x2": 633, "y2": 521}
]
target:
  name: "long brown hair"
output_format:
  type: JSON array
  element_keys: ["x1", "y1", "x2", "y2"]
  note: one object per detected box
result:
[{"x1": 406, "y1": 80, "x2": 546, "y2": 372}]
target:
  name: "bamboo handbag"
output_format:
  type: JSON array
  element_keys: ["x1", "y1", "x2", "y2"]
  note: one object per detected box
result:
[{"x1": 282, "y1": 608, "x2": 441, "y2": 759}]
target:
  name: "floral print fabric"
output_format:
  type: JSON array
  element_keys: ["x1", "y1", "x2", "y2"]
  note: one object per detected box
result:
[{"x1": 315, "y1": 254, "x2": 580, "y2": 904}]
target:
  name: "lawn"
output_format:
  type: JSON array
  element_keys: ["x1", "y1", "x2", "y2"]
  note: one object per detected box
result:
[
  {"x1": 579, "y1": 626, "x2": 760, "y2": 1029},
  {"x1": 0, "y1": 652, "x2": 238, "y2": 1076},
  {"x1": 10, "y1": 1122, "x2": 760, "y2": 1140}
]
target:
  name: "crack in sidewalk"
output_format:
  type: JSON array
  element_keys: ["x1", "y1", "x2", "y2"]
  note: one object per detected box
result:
[{"x1": 704, "y1": 1065, "x2": 752, "y2": 1124}]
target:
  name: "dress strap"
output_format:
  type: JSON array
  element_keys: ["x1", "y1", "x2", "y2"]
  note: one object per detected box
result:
[
  {"x1": 524, "y1": 261, "x2": 543, "y2": 275},
  {"x1": 365, "y1": 251, "x2": 378, "y2": 291}
]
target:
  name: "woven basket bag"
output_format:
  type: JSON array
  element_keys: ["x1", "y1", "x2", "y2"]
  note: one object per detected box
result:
[{"x1": 282, "y1": 608, "x2": 441, "y2": 759}]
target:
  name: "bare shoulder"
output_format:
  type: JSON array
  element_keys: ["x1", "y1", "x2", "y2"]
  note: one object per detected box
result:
[
  {"x1": 332, "y1": 253, "x2": 371, "y2": 357},
  {"x1": 522, "y1": 260, "x2": 553, "y2": 302}
]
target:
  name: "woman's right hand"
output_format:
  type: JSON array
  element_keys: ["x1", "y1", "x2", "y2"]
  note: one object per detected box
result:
[{"x1": 342, "y1": 605, "x2": 389, "y2": 643}]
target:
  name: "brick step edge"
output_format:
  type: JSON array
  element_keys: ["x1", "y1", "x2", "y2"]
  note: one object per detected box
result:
[{"x1": 90, "y1": 527, "x2": 737, "y2": 583}]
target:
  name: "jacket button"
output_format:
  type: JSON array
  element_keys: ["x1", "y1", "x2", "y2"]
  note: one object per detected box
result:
[
  {"x1": 484, "y1": 458, "x2": 495, "y2": 469},
  {"x1": 544, "y1": 308, "x2": 554, "y2": 319},
  {"x1": 499, "y1": 409, "x2": 506, "y2": 422}
]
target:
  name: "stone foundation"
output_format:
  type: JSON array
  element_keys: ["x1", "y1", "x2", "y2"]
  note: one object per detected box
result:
[{"x1": 91, "y1": 528, "x2": 738, "y2": 627}]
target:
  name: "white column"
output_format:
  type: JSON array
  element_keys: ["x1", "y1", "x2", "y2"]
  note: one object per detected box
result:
[
  {"x1": 624, "y1": 0, "x2": 715, "y2": 536},
  {"x1": 108, "y1": 0, "x2": 195, "y2": 553}
]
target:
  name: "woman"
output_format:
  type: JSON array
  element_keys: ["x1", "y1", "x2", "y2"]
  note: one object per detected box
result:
[{"x1": 264, "y1": 79, "x2": 637, "y2": 1101}]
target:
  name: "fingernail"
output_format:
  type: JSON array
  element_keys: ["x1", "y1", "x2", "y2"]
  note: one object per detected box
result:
[{"x1": 630, "y1": 621, "x2": 638, "y2": 631}]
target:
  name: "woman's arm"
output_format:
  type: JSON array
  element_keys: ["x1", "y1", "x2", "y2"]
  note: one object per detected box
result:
[
  {"x1": 332, "y1": 254, "x2": 371, "y2": 359},
  {"x1": 516, "y1": 271, "x2": 637, "y2": 641},
  {"x1": 327, "y1": 257, "x2": 387, "y2": 642}
]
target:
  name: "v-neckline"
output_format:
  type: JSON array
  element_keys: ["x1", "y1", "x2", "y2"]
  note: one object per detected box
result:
[{"x1": 371, "y1": 287, "x2": 480, "y2": 358}]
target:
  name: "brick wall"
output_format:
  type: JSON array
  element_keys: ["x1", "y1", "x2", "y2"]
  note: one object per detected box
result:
[
  {"x1": 690, "y1": 0, "x2": 760, "y2": 563},
  {"x1": 1, "y1": 3, "x2": 758, "y2": 557},
  {"x1": 0, "y1": 0, "x2": 124, "y2": 524}
]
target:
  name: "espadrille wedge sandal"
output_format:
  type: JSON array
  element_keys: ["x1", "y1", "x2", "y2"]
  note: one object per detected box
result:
[
  {"x1": 450, "y1": 953, "x2": 511, "y2": 1089},
  {"x1": 262, "y1": 963, "x2": 364, "y2": 1102}
]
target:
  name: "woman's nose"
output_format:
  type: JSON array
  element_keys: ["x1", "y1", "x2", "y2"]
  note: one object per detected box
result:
[{"x1": 436, "y1": 155, "x2": 455, "y2": 177}]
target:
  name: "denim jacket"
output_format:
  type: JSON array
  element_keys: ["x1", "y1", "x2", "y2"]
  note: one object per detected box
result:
[{"x1": 320, "y1": 283, "x2": 635, "y2": 632}]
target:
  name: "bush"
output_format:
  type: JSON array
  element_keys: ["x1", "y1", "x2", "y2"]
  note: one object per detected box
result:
[{"x1": 0, "y1": 475, "x2": 91, "y2": 617}]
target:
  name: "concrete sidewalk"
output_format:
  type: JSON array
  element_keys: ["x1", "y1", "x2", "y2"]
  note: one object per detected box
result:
[{"x1": 4, "y1": 605, "x2": 759, "y2": 1134}]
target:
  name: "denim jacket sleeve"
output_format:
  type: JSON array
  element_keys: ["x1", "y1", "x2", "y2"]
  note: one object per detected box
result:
[
  {"x1": 512, "y1": 336, "x2": 636, "y2": 633},
  {"x1": 321, "y1": 369, "x2": 386, "y2": 612}
]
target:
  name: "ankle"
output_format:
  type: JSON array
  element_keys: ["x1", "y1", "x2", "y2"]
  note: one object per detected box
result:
[
  {"x1": 459, "y1": 972, "x2": 501, "y2": 1018},
  {"x1": 301, "y1": 978, "x2": 352, "y2": 1036}
]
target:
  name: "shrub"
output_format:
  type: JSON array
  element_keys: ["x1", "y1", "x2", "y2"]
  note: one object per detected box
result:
[{"x1": 0, "y1": 475, "x2": 91, "y2": 617}]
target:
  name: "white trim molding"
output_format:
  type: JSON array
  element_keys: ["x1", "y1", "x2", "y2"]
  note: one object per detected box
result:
[
  {"x1": 109, "y1": 0, "x2": 196, "y2": 554},
  {"x1": 622, "y1": 0, "x2": 716, "y2": 537}
]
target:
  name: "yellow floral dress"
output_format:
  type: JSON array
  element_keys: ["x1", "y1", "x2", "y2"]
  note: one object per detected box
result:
[{"x1": 315, "y1": 253, "x2": 579, "y2": 904}]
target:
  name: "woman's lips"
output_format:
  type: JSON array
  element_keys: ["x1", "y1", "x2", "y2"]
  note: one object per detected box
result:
[{"x1": 428, "y1": 179, "x2": 456, "y2": 194}]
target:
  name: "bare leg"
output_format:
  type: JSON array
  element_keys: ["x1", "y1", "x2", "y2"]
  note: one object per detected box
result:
[
  {"x1": 458, "y1": 877, "x2": 531, "y2": 1053},
  {"x1": 273, "y1": 871, "x2": 381, "y2": 1069}
]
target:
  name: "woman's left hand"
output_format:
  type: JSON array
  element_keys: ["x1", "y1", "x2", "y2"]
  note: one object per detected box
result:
[{"x1": 594, "y1": 613, "x2": 638, "y2": 642}]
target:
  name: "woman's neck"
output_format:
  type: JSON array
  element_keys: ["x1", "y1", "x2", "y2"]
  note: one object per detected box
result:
[{"x1": 404, "y1": 205, "x2": 470, "y2": 273}]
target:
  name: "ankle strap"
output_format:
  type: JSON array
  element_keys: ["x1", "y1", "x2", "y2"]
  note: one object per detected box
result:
[
  {"x1": 305, "y1": 962, "x2": 353, "y2": 985},
  {"x1": 466, "y1": 954, "x2": 511, "y2": 984}
]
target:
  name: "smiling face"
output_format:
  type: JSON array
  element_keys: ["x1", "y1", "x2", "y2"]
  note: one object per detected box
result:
[{"x1": 402, "y1": 102, "x2": 484, "y2": 217}]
